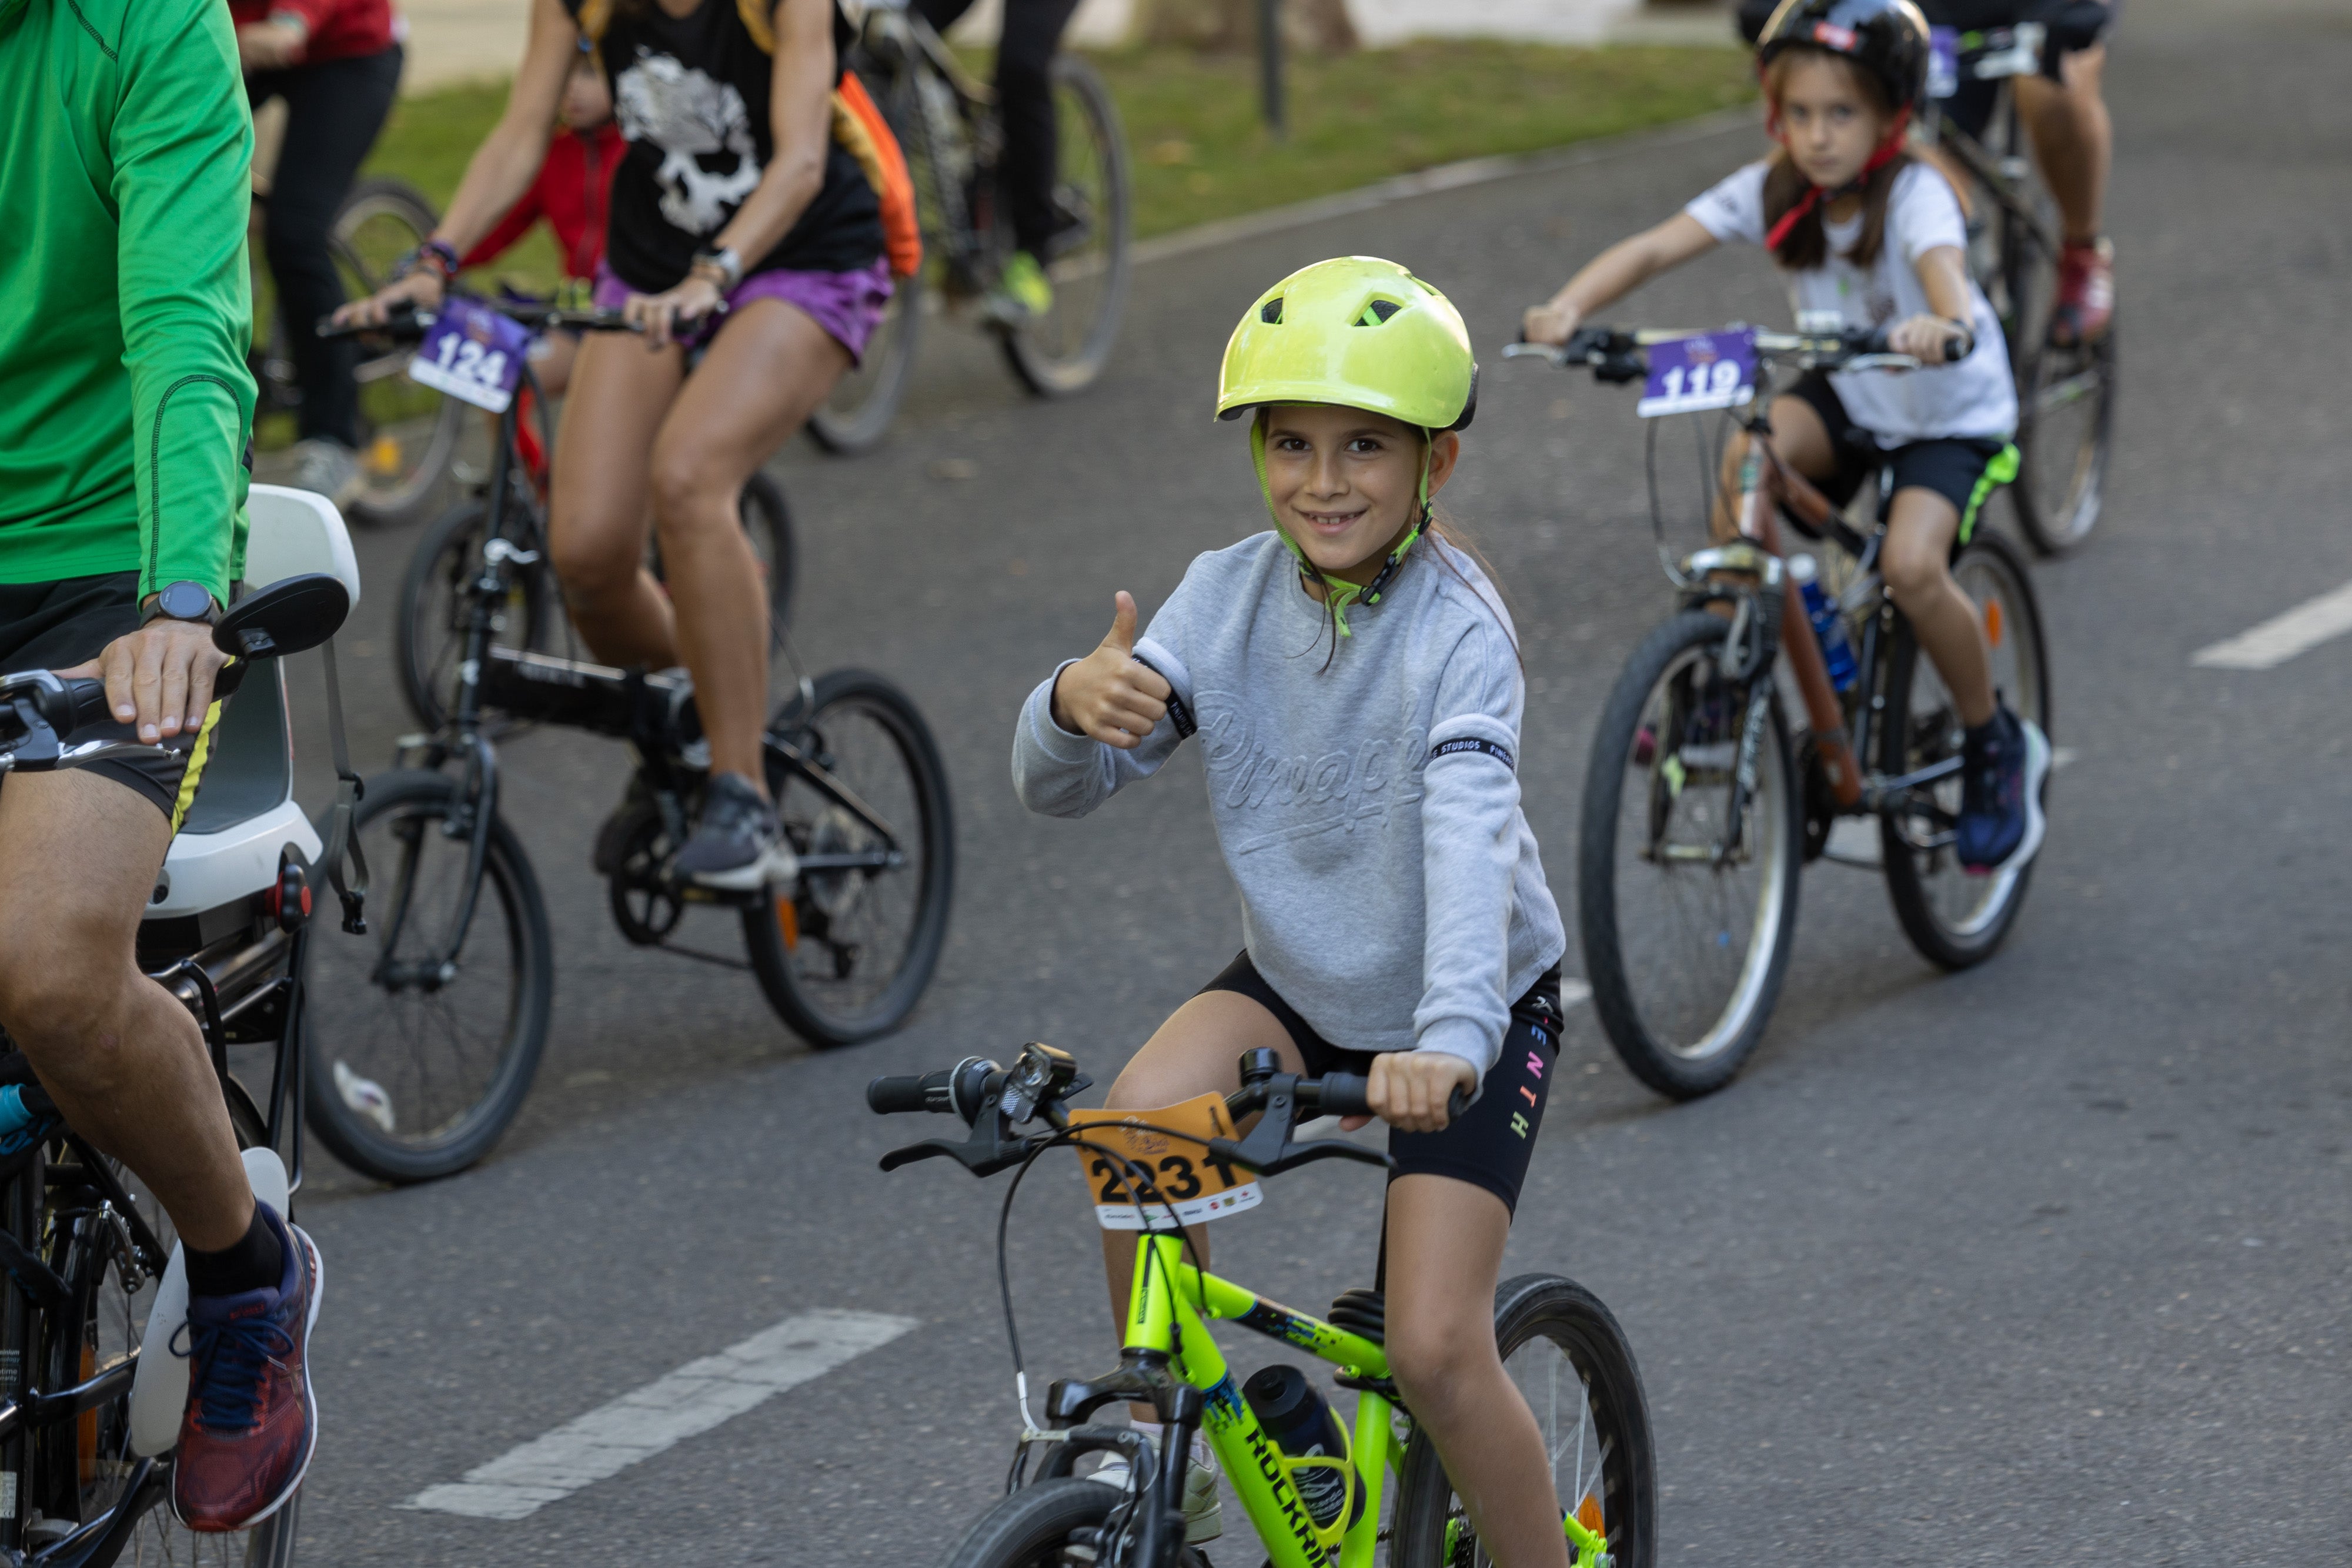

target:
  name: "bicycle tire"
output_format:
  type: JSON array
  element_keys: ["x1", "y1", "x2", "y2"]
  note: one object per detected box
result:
[
  {"x1": 2011, "y1": 323, "x2": 2117, "y2": 555},
  {"x1": 1000, "y1": 55, "x2": 1131, "y2": 397},
  {"x1": 302, "y1": 770, "x2": 553, "y2": 1182},
  {"x1": 333, "y1": 176, "x2": 460, "y2": 529},
  {"x1": 807, "y1": 275, "x2": 923, "y2": 453},
  {"x1": 1877, "y1": 529, "x2": 2052, "y2": 968},
  {"x1": 737, "y1": 472, "x2": 798, "y2": 647},
  {"x1": 1391, "y1": 1275, "x2": 1657, "y2": 1568},
  {"x1": 1578, "y1": 610, "x2": 1802, "y2": 1100},
  {"x1": 744, "y1": 668, "x2": 954, "y2": 1047},
  {"x1": 395, "y1": 496, "x2": 556, "y2": 732},
  {"x1": 944, "y1": 1476, "x2": 1208, "y2": 1568}
]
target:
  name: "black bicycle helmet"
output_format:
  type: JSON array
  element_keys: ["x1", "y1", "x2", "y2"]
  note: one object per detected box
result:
[{"x1": 1755, "y1": 0, "x2": 1932, "y2": 116}]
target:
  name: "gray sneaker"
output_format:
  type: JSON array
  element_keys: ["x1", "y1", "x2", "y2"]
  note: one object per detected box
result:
[
  {"x1": 1088, "y1": 1433, "x2": 1222, "y2": 1543},
  {"x1": 285, "y1": 439, "x2": 363, "y2": 509},
  {"x1": 674, "y1": 771, "x2": 798, "y2": 890}
]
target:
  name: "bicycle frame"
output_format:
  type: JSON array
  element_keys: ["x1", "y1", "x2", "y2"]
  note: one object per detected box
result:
[{"x1": 1060, "y1": 1234, "x2": 1606, "y2": 1568}]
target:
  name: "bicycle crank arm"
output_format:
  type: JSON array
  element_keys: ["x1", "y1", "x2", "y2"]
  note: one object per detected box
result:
[{"x1": 1862, "y1": 754, "x2": 1964, "y2": 813}]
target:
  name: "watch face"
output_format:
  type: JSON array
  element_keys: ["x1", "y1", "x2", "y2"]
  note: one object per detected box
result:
[{"x1": 159, "y1": 581, "x2": 213, "y2": 620}]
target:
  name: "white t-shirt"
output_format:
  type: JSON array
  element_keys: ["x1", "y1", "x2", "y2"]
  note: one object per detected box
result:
[{"x1": 1683, "y1": 159, "x2": 2016, "y2": 446}]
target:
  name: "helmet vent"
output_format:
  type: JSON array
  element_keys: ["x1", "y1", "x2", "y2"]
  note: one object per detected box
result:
[
  {"x1": 1357, "y1": 299, "x2": 1403, "y2": 326},
  {"x1": 1259, "y1": 297, "x2": 1284, "y2": 324}
]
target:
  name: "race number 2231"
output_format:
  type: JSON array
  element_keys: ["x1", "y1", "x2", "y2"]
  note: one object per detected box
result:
[{"x1": 1066, "y1": 1092, "x2": 1265, "y2": 1230}]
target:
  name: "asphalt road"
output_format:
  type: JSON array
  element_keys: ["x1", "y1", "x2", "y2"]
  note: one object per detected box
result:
[{"x1": 280, "y1": 5, "x2": 2351, "y2": 1563}]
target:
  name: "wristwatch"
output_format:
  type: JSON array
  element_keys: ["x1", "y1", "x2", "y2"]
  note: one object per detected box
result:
[
  {"x1": 141, "y1": 580, "x2": 222, "y2": 627},
  {"x1": 691, "y1": 247, "x2": 743, "y2": 291}
]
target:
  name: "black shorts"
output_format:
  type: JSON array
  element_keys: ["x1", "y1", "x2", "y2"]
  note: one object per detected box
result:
[
  {"x1": 1782, "y1": 371, "x2": 2017, "y2": 547},
  {"x1": 0, "y1": 571, "x2": 229, "y2": 829},
  {"x1": 1198, "y1": 951, "x2": 1566, "y2": 1216}
]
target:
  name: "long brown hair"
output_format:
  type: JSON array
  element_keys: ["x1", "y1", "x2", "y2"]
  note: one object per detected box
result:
[{"x1": 1760, "y1": 46, "x2": 1911, "y2": 272}]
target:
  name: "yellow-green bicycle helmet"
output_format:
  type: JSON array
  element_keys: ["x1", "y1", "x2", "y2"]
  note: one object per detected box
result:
[{"x1": 1214, "y1": 257, "x2": 1478, "y2": 634}]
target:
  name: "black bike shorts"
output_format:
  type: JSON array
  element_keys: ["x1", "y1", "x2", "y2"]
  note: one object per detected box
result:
[
  {"x1": 0, "y1": 571, "x2": 231, "y2": 831},
  {"x1": 1782, "y1": 371, "x2": 2018, "y2": 546},
  {"x1": 1197, "y1": 951, "x2": 1565, "y2": 1216}
]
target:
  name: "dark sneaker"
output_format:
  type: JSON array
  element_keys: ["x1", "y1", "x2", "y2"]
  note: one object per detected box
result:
[
  {"x1": 2049, "y1": 238, "x2": 2114, "y2": 348},
  {"x1": 673, "y1": 771, "x2": 797, "y2": 891},
  {"x1": 1954, "y1": 707, "x2": 2050, "y2": 874},
  {"x1": 172, "y1": 1203, "x2": 321, "y2": 1532}
]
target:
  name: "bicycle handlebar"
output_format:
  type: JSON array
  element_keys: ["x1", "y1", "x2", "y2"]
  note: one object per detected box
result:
[
  {"x1": 316, "y1": 300, "x2": 641, "y2": 343},
  {"x1": 1504, "y1": 320, "x2": 1962, "y2": 383}
]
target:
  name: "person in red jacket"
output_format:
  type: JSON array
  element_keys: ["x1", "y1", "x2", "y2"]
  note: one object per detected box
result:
[
  {"x1": 460, "y1": 47, "x2": 623, "y2": 399},
  {"x1": 234, "y1": 0, "x2": 405, "y2": 504}
]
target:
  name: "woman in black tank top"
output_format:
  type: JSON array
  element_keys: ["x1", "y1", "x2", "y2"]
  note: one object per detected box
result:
[{"x1": 338, "y1": 0, "x2": 886, "y2": 882}]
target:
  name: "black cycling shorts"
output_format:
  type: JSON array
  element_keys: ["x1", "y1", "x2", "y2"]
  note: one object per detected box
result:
[
  {"x1": 0, "y1": 571, "x2": 230, "y2": 830},
  {"x1": 1197, "y1": 951, "x2": 1565, "y2": 1216},
  {"x1": 1781, "y1": 370, "x2": 2018, "y2": 546}
]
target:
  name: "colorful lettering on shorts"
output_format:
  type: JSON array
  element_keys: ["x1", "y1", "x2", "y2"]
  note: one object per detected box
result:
[
  {"x1": 1510, "y1": 1112, "x2": 1530, "y2": 1139},
  {"x1": 1526, "y1": 1050, "x2": 1545, "y2": 1078},
  {"x1": 1519, "y1": 1085, "x2": 1538, "y2": 1108}
]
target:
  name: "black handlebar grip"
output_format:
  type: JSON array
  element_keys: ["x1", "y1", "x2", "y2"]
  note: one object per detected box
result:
[
  {"x1": 1447, "y1": 1085, "x2": 1472, "y2": 1123},
  {"x1": 1315, "y1": 1074, "x2": 1372, "y2": 1118},
  {"x1": 64, "y1": 677, "x2": 114, "y2": 733},
  {"x1": 866, "y1": 1069, "x2": 948, "y2": 1115}
]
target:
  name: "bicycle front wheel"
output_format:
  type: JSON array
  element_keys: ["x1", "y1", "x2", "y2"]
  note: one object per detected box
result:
[
  {"x1": 333, "y1": 176, "x2": 463, "y2": 527},
  {"x1": 1391, "y1": 1275, "x2": 1657, "y2": 1568},
  {"x1": 2012, "y1": 323, "x2": 2117, "y2": 554},
  {"x1": 746, "y1": 669, "x2": 954, "y2": 1046},
  {"x1": 1000, "y1": 55, "x2": 1131, "y2": 397},
  {"x1": 1579, "y1": 610, "x2": 1802, "y2": 1100},
  {"x1": 302, "y1": 769, "x2": 554, "y2": 1182},
  {"x1": 1878, "y1": 529, "x2": 2052, "y2": 967},
  {"x1": 396, "y1": 497, "x2": 555, "y2": 732}
]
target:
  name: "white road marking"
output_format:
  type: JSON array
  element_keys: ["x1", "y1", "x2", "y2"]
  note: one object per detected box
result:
[
  {"x1": 2191, "y1": 581, "x2": 2352, "y2": 670},
  {"x1": 400, "y1": 1309, "x2": 917, "y2": 1521}
]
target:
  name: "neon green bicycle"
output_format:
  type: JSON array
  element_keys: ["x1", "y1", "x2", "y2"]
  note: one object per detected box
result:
[{"x1": 866, "y1": 1043, "x2": 1657, "y2": 1568}]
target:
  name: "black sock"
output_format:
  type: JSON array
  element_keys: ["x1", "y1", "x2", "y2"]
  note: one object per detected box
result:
[{"x1": 185, "y1": 1205, "x2": 285, "y2": 1299}]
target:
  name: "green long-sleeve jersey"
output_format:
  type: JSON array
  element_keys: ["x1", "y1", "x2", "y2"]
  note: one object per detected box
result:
[{"x1": 0, "y1": 0, "x2": 255, "y2": 606}]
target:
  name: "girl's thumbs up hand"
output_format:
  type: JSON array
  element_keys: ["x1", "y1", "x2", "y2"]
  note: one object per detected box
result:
[{"x1": 1050, "y1": 591, "x2": 1173, "y2": 750}]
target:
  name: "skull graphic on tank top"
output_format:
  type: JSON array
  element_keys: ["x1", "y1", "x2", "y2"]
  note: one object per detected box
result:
[{"x1": 614, "y1": 51, "x2": 761, "y2": 235}]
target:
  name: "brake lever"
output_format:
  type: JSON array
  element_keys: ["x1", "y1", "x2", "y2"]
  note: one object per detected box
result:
[{"x1": 1206, "y1": 1072, "x2": 1398, "y2": 1178}]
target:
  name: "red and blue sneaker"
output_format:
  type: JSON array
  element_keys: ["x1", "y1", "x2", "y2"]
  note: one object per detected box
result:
[{"x1": 171, "y1": 1203, "x2": 323, "y2": 1532}]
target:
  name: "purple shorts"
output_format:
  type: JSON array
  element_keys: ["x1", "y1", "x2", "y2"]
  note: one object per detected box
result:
[{"x1": 592, "y1": 255, "x2": 894, "y2": 365}]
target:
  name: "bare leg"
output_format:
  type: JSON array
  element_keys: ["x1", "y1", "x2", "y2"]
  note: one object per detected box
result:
[
  {"x1": 548, "y1": 329, "x2": 686, "y2": 670},
  {"x1": 2015, "y1": 46, "x2": 2110, "y2": 245},
  {"x1": 647, "y1": 299, "x2": 849, "y2": 784},
  {"x1": 0, "y1": 773, "x2": 252, "y2": 1250},
  {"x1": 1711, "y1": 394, "x2": 1838, "y2": 542},
  {"x1": 1098, "y1": 991, "x2": 1300, "y2": 1419},
  {"x1": 1879, "y1": 487, "x2": 1994, "y2": 727},
  {"x1": 1386, "y1": 1174, "x2": 1571, "y2": 1568}
]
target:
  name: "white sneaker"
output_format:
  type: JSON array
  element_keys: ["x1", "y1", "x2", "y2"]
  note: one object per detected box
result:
[
  {"x1": 1088, "y1": 1429, "x2": 1222, "y2": 1543},
  {"x1": 285, "y1": 439, "x2": 363, "y2": 509}
]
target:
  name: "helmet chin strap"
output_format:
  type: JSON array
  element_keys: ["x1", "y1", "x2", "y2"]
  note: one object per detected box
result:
[{"x1": 1251, "y1": 413, "x2": 1431, "y2": 640}]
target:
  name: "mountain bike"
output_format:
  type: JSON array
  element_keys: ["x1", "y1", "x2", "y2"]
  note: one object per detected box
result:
[
  {"x1": 0, "y1": 495, "x2": 368, "y2": 1566},
  {"x1": 303, "y1": 299, "x2": 954, "y2": 1183},
  {"x1": 810, "y1": 0, "x2": 1132, "y2": 452},
  {"x1": 249, "y1": 175, "x2": 464, "y2": 527},
  {"x1": 1509, "y1": 323, "x2": 2051, "y2": 1099},
  {"x1": 1926, "y1": 19, "x2": 2118, "y2": 554},
  {"x1": 867, "y1": 1043, "x2": 1656, "y2": 1568},
  {"x1": 387, "y1": 299, "x2": 793, "y2": 734}
]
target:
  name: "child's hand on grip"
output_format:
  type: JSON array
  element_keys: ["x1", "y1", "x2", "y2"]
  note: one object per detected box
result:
[
  {"x1": 1050, "y1": 592, "x2": 1172, "y2": 750},
  {"x1": 1357, "y1": 1050, "x2": 1479, "y2": 1134}
]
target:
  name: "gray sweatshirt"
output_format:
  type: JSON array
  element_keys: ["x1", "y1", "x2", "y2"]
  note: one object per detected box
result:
[{"x1": 1012, "y1": 531, "x2": 1565, "y2": 1081}]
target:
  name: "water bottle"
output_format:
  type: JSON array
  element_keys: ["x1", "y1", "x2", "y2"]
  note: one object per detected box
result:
[
  {"x1": 1788, "y1": 553, "x2": 1858, "y2": 693},
  {"x1": 1242, "y1": 1364, "x2": 1363, "y2": 1531}
]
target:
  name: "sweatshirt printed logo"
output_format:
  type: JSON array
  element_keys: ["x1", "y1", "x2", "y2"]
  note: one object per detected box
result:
[
  {"x1": 1194, "y1": 696, "x2": 1426, "y2": 854},
  {"x1": 615, "y1": 52, "x2": 761, "y2": 234}
]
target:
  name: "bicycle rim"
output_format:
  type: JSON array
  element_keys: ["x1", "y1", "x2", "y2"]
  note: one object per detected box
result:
[
  {"x1": 337, "y1": 179, "x2": 457, "y2": 523},
  {"x1": 2014, "y1": 326, "x2": 2116, "y2": 553},
  {"x1": 302, "y1": 775, "x2": 552, "y2": 1180},
  {"x1": 1002, "y1": 57, "x2": 1130, "y2": 396},
  {"x1": 749, "y1": 671, "x2": 953, "y2": 1045},
  {"x1": 1584, "y1": 616, "x2": 1798, "y2": 1092},
  {"x1": 1879, "y1": 536, "x2": 2050, "y2": 959}
]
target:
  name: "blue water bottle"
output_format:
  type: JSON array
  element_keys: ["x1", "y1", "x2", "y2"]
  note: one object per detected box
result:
[{"x1": 1788, "y1": 553, "x2": 1857, "y2": 693}]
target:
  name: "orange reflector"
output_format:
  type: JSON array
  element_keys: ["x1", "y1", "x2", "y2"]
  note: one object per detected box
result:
[
  {"x1": 1576, "y1": 1495, "x2": 1605, "y2": 1534},
  {"x1": 1984, "y1": 600, "x2": 2004, "y2": 647},
  {"x1": 774, "y1": 896, "x2": 799, "y2": 950},
  {"x1": 365, "y1": 434, "x2": 403, "y2": 476}
]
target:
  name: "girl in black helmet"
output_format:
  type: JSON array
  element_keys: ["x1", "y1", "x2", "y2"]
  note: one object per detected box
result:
[{"x1": 1523, "y1": 0, "x2": 2049, "y2": 876}]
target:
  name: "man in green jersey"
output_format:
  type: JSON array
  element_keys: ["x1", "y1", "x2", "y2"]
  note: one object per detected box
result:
[{"x1": 0, "y1": 0, "x2": 324, "y2": 1530}]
